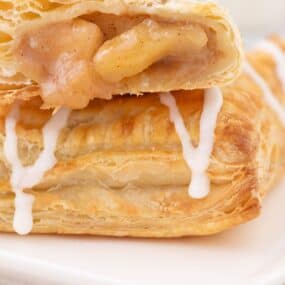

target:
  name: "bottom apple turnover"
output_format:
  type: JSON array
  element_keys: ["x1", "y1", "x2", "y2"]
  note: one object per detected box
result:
[{"x1": 0, "y1": 38, "x2": 284, "y2": 237}]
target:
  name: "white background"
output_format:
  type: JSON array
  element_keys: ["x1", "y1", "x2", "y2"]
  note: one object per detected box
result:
[{"x1": 218, "y1": 0, "x2": 285, "y2": 36}]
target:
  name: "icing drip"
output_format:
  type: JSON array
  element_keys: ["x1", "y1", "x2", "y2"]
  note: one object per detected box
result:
[
  {"x1": 244, "y1": 61, "x2": 285, "y2": 126},
  {"x1": 258, "y1": 40, "x2": 285, "y2": 92},
  {"x1": 160, "y1": 88, "x2": 223, "y2": 199},
  {"x1": 4, "y1": 103, "x2": 70, "y2": 235}
]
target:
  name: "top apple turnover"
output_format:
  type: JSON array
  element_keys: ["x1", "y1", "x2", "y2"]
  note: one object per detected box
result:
[{"x1": 0, "y1": 0, "x2": 242, "y2": 108}]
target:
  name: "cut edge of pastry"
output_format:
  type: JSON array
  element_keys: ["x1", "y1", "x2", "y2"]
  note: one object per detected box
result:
[{"x1": 0, "y1": 0, "x2": 243, "y2": 108}]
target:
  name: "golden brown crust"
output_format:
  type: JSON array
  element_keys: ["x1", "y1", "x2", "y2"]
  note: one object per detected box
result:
[
  {"x1": 0, "y1": 37, "x2": 284, "y2": 236},
  {"x1": 0, "y1": 0, "x2": 242, "y2": 108}
]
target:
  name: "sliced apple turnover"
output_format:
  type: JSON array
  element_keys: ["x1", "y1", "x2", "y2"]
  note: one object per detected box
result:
[{"x1": 0, "y1": 0, "x2": 242, "y2": 108}]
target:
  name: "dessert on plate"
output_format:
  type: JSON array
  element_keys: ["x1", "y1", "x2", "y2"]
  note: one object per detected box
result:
[{"x1": 0, "y1": 0, "x2": 284, "y2": 237}]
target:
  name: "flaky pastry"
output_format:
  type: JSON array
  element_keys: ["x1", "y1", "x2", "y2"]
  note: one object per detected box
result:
[{"x1": 0, "y1": 0, "x2": 242, "y2": 108}]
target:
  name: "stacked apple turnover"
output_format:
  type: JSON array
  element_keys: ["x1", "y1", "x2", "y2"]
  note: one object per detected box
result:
[{"x1": 0, "y1": 0, "x2": 284, "y2": 237}]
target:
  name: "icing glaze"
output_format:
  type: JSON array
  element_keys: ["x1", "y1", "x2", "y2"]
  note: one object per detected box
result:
[
  {"x1": 4, "y1": 103, "x2": 70, "y2": 235},
  {"x1": 258, "y1": 40, "x2": 285, "y2": 92},
  {"x1": 160, "y1": 88, "x2": 223, "y2": 199},
  {"x1": 244, "y1": 61, "x2": 285, "y2": 126}
]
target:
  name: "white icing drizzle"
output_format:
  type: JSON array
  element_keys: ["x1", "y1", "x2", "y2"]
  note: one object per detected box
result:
[
  {"x1": 258, "y1": 40, "x2": 285, "y2": 92},
  {"x1": 4, "y1": 103, "x2": 70, "y2": 235},
  {"x1": 244, "y1": 61, "x2": 285, "y2": 126},
  {"x1": 160, "y1": 88, "x2": 223, "y2": 199}
]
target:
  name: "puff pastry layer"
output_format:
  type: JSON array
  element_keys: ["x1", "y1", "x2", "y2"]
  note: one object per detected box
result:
[
  {"x1": 0, "y1": 0, "x2": 242, "y2": 108},
  {"x1": 0, "y1": 38, "x2": 284, "y2": 236}
]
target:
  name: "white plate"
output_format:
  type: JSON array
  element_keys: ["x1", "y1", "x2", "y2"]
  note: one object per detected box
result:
[{"x1": 0, "y1": 177, "x2": 285, "y2": 285}]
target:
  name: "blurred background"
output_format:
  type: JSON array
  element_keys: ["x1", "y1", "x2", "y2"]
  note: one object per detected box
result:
[{"x1": 217, "y1": 0, "x2": 285, "y2": 43}]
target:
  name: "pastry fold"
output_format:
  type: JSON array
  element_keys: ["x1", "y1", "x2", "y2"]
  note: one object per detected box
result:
[
  {"x1": 0, "y1": 0, "x2": 242, "y2": 108},
  {"x1": 0, "y1": 38, "x2": 284, "y2": 237}
]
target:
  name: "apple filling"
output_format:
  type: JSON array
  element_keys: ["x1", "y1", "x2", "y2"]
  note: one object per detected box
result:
[{"x1": 14, "y1": 18, "x2": 208, "y2": 109}]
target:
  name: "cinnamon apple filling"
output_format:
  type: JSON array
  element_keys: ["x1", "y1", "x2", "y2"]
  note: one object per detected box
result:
[
  {"x1": 14, "y1": 17, "x2": 208, "y2": 109},
  {"x1": 94, "y1": 19, "x2": 207, "y2": 82}
]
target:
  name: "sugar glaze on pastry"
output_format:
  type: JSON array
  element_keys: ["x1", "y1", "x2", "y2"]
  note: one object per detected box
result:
[
  {"x1": 159, "y1": 88, "x2": 223, "y2": 199},
  {"x1": 4, "y1": 103, "x2": 70, "y2": 235},
  {"x1": 244, "y1": 39, "x2": 285, "y2": 126},
  {"x1": 244, "y1": 60, "x2": 285, "y2": 126},
  {"x1": 257, "y1": 40, "x2": 285, "y2": 92},
  {"x1": 258, "y1": 40, "x2": 285, "y2": 90}
]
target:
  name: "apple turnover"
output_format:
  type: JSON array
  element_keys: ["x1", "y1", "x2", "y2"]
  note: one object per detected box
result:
[
  {"x1": 0, "y1": 37, "x2": 284, "y2": 237},
  {"x1": 0, "y1": 0, "x2": 242, "y2": 108}
]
